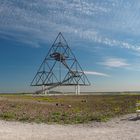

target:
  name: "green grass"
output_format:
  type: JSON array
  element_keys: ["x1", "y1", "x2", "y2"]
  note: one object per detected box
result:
[
  {"x1": 0, "y1": 94, "x2": 139, "y2": 124},
  {"x1": 136, "y1": 100, "x2": 140, "y2": 110}
]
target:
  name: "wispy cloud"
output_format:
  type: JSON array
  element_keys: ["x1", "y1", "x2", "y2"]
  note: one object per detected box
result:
[
  {"x1": 100, "y1": 58, "x2": 130, "y2": 68},
  {"x1": 75, "y1": 30, "x2": 140, "y2": 52},
  {"x1": 0, "y1": 0, "x2": 140, "y2": 52},
  {"x1": 84, "y1": 70, "x2": 109, "y2": 77}
]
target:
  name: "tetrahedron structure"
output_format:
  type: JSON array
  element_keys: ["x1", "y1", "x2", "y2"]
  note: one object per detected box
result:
[{"x1": 31, "y1": 32, "x2": 90, "y2": 94}]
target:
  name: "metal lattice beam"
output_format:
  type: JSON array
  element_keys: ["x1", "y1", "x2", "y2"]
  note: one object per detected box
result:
[{"x1": 31, "y1": 32, "x2": 90, "y2": 92}]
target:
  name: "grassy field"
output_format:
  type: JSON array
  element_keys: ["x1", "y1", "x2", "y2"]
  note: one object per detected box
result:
[{"x1": 0, "y1": 94, "x2": 139, "y2": 124}]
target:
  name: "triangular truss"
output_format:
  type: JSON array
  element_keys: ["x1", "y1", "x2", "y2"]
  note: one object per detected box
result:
[{"x1": 31, "y1": 32, "x2": 90, "y2": 90}]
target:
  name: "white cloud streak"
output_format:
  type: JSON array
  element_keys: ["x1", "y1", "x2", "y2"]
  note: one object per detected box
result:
[
  {"x1": 84, "y1": 71, "x2": 109, "y2": 77},
  {"x1": 0, "y1": 0, "x2": 140, "y2": 52},
  {"x1": 100, "y1": 58, "x2": 130, "y2": 68},
  {"x1": 74, "y1": 29, "x2": 140, "y2": 52}
]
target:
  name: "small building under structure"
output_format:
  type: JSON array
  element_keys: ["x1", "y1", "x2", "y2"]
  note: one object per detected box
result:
[{"x1": 31, "y1": 32, "x2": 90, "y2": 94}]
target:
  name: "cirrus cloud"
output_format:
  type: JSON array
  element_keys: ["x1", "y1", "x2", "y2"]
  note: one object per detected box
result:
[
  {"x1": 100, "y1": 58, "x2": 130, "y2": 68},
  {"x1": 84, "y1": 70, "x2": 109, "y2": 77},
  {"x1": 0, "y1": 0, "x2": 140, "y2": 52}
]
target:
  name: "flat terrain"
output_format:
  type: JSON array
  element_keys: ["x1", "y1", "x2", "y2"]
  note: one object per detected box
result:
[
  {"x1": 0, "y1": 94, "x2": 140, "y2": 123},
  {"x1": 0, "y1": 114, "x2": 139, "y2": 140}
]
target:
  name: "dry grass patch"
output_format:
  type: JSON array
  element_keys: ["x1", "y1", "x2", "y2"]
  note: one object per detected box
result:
[{"x1": 0, "y1": 94, "x2": 139, "y2": 124}]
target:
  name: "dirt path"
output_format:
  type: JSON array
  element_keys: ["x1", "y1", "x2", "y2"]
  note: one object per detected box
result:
[{"x1": 0, "y1": 114, "x2": 139, "y2": 140}]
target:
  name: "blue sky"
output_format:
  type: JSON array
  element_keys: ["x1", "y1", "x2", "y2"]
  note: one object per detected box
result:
[{"x1": 0, "y1": 0, "x2": 140, "y2": 92}]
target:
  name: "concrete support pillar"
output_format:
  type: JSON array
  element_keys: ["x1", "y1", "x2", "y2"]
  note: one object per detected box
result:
[
  {"x1": 44, "y1": 86, "x2": 49, "y2": 95},
  {"x1": 42, "y1": 85, "x2": 45, "y2": 94},
  {"x1": 45, "y1": 87, "x2": 50, "y2": 95},
  {"x1": 42, "y1": 85, "x2": 49, "y2": 94},
  {"x1": 75, "y1": 85, "x2": 80, "y2": 95}
]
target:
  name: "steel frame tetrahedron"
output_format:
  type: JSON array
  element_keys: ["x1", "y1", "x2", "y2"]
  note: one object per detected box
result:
[{"x1": 31, "y1": 32, "x2": 90, "y2": 92}]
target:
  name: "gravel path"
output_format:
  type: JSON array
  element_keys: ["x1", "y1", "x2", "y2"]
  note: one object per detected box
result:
[{"x1": 0, "y1": 114, "x2": 139, "y2": 140}]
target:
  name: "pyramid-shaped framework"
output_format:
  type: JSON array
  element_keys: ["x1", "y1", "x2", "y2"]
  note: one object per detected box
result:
[{"x1": 31, "y1": 32, "x2": 90, "y2": 90}]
